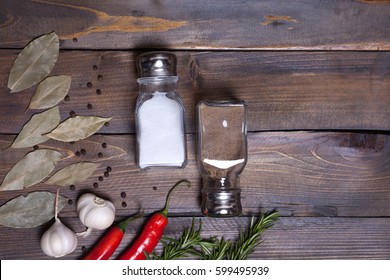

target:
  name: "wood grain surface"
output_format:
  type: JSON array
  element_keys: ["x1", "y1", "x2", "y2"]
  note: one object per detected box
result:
[
  {"x1": 1, "y1": 132, "x2": 389, "y2": 218},
  {"x1": 1, "y1": 50, "x2": 389, "y2": 133},
  {"x1": 1, "y1": 217, "x2": 389, "y2": 260},
  {"x1": 1, "y1": 0, "x2": 390, "y2": 50},
  {"x1": 0, "y1": 0, "x2": 389, "y2": 260}
]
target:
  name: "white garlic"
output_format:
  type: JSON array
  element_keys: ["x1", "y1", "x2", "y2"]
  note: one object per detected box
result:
[
  {"x1": 76, "y1": 193, "x2": 116, "y2": 237},
  {"x1": 40, "y1": 189, "x2": 77, "y2": 258},
  {"x1": 40, "y1": 218, "x2": 78, "y2": 258}
]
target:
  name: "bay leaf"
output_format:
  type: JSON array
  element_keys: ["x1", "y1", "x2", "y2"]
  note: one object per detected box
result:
[
  {"x1": 45, "y1": 162, "x2": 100, "y2": 187},
  {"x1": 7, "y1": 32, "x2": 59, "y2": 93},
  {"x1": 11, "y1": 106, "x2": 61, "y2": 148},
  {"x1": 0, "y1": 149, "x2": 62, "y2": 191},
  {"x1": 28, "y1": 75, "x2": 72, "y2": 110},
  {"x1": 0, "y1": 191, "x2": 68, "y2": 228},
  {"x1": 46, "y1": 116, "x2": 112, "y2": 142}
]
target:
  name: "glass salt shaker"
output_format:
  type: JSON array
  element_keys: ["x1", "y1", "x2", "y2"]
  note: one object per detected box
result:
[
  {"x1": 135, "y1": 52, "x2": 187, "y2": 169},
  {"x1": 197, "y1": 100, "x2": 248, "y2": 217}
]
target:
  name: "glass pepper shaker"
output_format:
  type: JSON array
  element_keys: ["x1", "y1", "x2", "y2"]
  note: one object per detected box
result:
[
  {"x1": 197, "y1": 100, "x2": 248, "y2": 217},
  {"x1": 135, "y1": 52, "x2": 187, "y2": 169}
]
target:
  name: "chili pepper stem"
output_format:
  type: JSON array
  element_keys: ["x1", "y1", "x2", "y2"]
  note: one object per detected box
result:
[
  {"x1": 117, "y1": 209, "x2": 144, "y2": 231},
  {"x1": 160, "y1": 180, "x2": 191, "y2": 217},
  {"x1": 117, "y1": 180, "x2": 191, "y2": 260}
]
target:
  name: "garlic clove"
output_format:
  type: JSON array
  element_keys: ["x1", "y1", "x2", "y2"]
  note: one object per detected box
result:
[
  {"x1": 83, "y1": 205, "x2": 115, "y2": 230},
  {"x1": 76, "y1": 193, "x2": 116, "y2": 237},
  {"x1": 76, "y1": 193, "x2": 95, "y2": 212},
  {"x1": 41, "y1": 218, "x2": 78, "y2": 258}
]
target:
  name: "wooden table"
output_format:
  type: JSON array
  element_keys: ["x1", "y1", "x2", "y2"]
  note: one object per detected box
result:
[{"x1": 1, "y1": 0, "x2": 390, "y2": 260}]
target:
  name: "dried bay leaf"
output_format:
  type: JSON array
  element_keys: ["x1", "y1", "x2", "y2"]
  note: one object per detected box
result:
[
  {"x1": 11, "y1": 106, "x2": 61, "y2": 148},
  {"x1": 45, "y1": 162, "x2": 100, "y2": 187},
  {"x1": 29, "y1": 75, "x2": 72, "y2": 110},
  {"x1": 0, "y1": 149, "x2": 62, "y2": 191},
  {"x1": 46, "y1": 116, "x2": 112, "y2": 142},
  {"x1": 0, "y1": 191, "x2": 68, "y2": 228},
  {"x1": 7, "y1": 32, "x2": 59, "y2": 93}
]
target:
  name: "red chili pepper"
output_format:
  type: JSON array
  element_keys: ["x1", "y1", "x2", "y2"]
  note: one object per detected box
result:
[
  {"x1": 117, "y1": 180, "x2": 191, "y2": 260},
  {"x1": 82, "y1": 210, "x2": 143, "y2": 260}
]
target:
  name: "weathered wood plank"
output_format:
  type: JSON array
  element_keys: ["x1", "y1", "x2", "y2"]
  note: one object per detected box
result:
[
  {"x1": 1, "y1": 50, "x2": 389, "y2": 133},
  {"x1": 1, "y1": 132, "x2": 389, "y2": 217},
  {"x1": 1, "y1": 0, "x2": 390, "y2": 50},
  {"x1": 1, "y1": 216, "x2": 389, "y2": 259},
  {"x1": 1, "y1": 0, "x2": 390, "y2": 261}
]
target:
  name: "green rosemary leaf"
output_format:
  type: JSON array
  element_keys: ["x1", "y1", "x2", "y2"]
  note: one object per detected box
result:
[
  {"x1": 152, "y1": 218, "x2": 215, "y2": 260},
  {"x1": 197, "y1": 238, "x2": 216, "y2": 256},
  {"x1": 149, "y1": 211, "x2": 279, "y2": 260},
  {"x1": 201, "y1": 237, "x2": 232, "y2": 260},
  {"x1": 226, "y1": 211, "x2": 280, "y2": 260}
]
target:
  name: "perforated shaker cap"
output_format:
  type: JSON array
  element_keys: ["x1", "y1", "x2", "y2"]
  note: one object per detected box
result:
[{"x1": 136, "y1": 51, "x2": 177, "y2": 77}]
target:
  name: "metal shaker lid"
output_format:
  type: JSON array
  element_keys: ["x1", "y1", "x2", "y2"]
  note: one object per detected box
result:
[
  {"x1": 136, "y1": 51, "x2": 177, "y2": 77},
  {"x1": 201, "y1": 189, "x2": 242, "y2": 217}
]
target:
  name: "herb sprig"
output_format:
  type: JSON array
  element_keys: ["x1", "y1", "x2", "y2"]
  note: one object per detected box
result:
[
  {"x1": 148, "y1": 218, "x2": 215, "y2": 260},
  {"x1": 149, "y1": 211, "x2": 279, "y2": 260},
  {"x1": 225, "y1": 211, "x2": 280, "y2": 260}
]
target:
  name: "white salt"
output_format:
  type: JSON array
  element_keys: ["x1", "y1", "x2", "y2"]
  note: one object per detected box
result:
[{"x1": 136, "y1": 91, "x2": 186, "y2": 168}]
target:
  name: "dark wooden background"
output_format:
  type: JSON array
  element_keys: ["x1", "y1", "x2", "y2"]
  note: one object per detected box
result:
[{"x1": 0, "y1": 0, "x2": 389, "y2": 259}]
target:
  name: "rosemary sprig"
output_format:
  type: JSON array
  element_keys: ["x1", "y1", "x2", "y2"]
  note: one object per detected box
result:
[
  {"x1": 226, "y1": 211, "x2": 280, "y2": 260},
  {"x1": 150, "y1": 211, "x2": 279, "y2": 260},
  {"x1": 199, "y1": 236, "x2": 232, "y2": 260},
  {"x1": 150, "y1": 218, "x2": 215, "y2": 260}
]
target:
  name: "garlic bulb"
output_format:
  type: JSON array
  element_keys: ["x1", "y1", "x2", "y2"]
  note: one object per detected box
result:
[
  {"x1": 40, "y1": 189, "x2": 77, "y2": 258},
  {"x1": 40, "y1": 218, "x2": 78, "y2": 258},
  {"x1": 77, "y1": 193, "x2": 116, "y2": 237}
]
